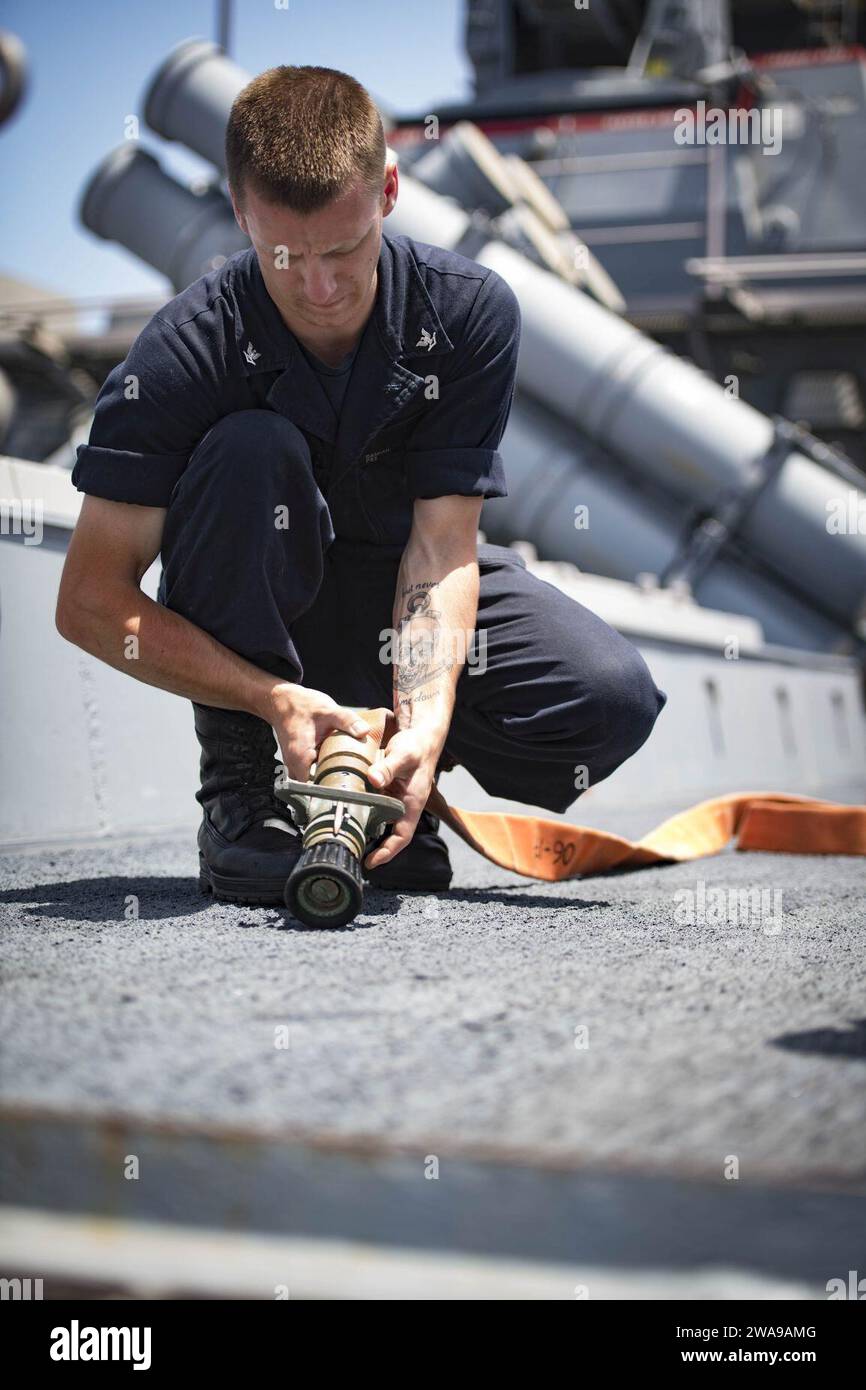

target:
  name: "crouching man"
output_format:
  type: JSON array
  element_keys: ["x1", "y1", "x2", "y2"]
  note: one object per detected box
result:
[{"x1": 56, "y1": 64, "x2": 666, "y2": 902}]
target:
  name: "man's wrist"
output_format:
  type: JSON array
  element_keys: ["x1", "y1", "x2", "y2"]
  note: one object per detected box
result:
[
  {"x1": 393, "y1": 704, "x2": 452, "y2": 759},
  {"x1": 248, "y1": 673, "x2": 295, "y2": 724}
]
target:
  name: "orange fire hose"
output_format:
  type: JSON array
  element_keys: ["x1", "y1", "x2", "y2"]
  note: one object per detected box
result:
[{"x1": 355, "y1": 707, "x2": 866, "y2": 882}]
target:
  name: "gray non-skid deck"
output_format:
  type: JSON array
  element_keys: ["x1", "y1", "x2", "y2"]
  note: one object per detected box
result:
[{"x1": 1, "y1": 781, "x2": 865, "y2": 1294}]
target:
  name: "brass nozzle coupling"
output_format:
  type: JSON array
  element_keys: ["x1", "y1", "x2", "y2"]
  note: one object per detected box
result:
[{"x1": 275, "y1": 723, "x2": 405, "y2": 862}]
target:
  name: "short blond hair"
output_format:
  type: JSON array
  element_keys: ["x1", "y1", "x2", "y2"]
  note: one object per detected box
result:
[{"x1": 225, "y1": 65, "x2": 386, "y2": 212}]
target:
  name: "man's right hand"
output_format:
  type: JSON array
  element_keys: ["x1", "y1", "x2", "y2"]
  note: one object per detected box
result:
[{"x1": 258, "y1": 683, "x2": 371, "y2": 783}]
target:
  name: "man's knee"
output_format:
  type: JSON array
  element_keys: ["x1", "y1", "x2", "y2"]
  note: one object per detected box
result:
[
  {"x1": 186, "y1": 409, "x2": 313, "y2": 488},
  {"x1": 538, "y1": 644, "x2": 665, "y2": 814},
  {"x1": 170, "y1": 409, "x2": 331, "y2": 549},
  {"x1": 565, "y1": 642, "x2": 666, "y2": 799},
  {"x1": 605, "y1": 643, "x2": 667, "y2": 758},
  {"x1": 159, "y1": 408, "x2": 334, "y2": 615},
  {"x1": 449, "y1": 640, "x2": 666, "y2": 816}
]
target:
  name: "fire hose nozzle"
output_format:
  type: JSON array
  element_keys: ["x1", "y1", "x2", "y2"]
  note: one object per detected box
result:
[{"x1": 274, "y1": 722, "x2": 405, "y2": 927}]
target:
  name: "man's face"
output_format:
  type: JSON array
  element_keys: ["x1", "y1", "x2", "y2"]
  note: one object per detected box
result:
[{"x1": 231, "y1": 164, "x2": 398, "y2": 337}]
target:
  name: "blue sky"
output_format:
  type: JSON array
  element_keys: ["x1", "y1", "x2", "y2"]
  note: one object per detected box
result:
[{"x1": 0, "y1": 0, "x2": 471, "y2": 306}]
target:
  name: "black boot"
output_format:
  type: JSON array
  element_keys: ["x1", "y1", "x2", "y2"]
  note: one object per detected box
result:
[
  {"x1": 193, "y1": 702, "x2": 302, "y2": 906},
  {"x1": 361, "y1": 751, "x2": 458, "y2": 892},
  {"x1": 362, "y1": 808, "x2": 453, "y2": 892}
]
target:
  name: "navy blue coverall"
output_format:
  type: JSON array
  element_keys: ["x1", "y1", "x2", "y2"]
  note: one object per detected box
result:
[{"x1": 71, "y1": 232, "x2": 666, "y2": 813}]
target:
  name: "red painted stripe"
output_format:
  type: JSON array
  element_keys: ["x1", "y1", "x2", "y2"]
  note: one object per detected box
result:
[{"x1": 388, "y1": 47, "x2": 865, "y2": 145}]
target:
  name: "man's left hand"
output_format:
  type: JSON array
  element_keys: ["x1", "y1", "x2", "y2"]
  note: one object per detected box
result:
[{"x1": 363, "y1": 727, "x2": 441, "y2": 870}]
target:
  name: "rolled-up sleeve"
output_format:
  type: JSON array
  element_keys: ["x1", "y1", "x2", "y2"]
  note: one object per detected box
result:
[
  {"x1": 403, "y1": 269, "x2": 521, "y2": 501},
  {"x1": 71, "y1": 314, "x2": 221, "y2": 507}
]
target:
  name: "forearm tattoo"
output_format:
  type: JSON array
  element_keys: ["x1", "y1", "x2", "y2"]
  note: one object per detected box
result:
[{"x1": 394, "y1": 580, "x2": 454, "y2": 710}]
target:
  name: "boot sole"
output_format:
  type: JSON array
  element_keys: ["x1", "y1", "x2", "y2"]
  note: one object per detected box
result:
[
  {"x1": 199, "y1": 863, "x2": 453, "y2": 900},
  {"x1": 198, "y1": 856, "x2": 290, "y2": 908},
  {"x1": 199, "y1": 855, "x2": 452, "y2": 904}
]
